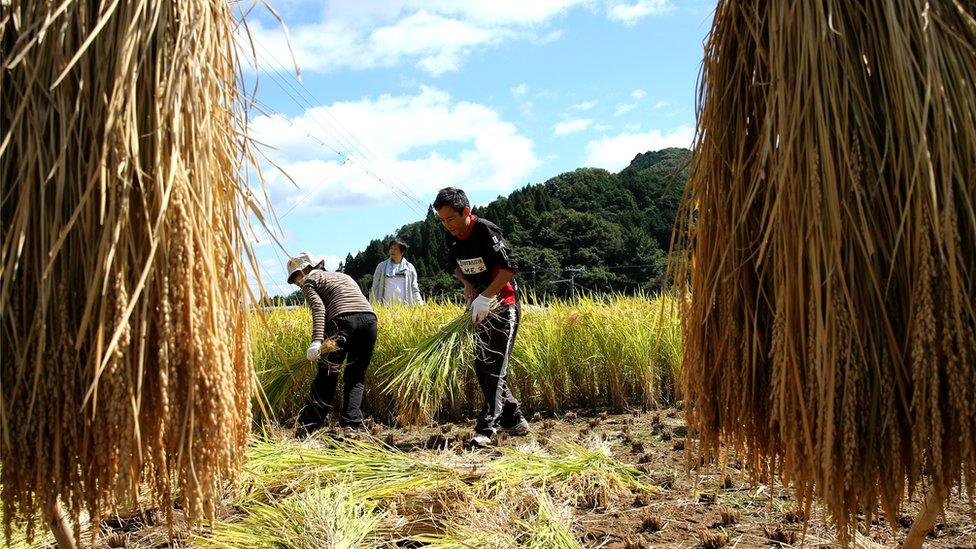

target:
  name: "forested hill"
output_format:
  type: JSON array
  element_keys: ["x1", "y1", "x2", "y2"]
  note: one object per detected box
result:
[{"x1": 339, "y1": 147, "x2": 691, "y2": 300}]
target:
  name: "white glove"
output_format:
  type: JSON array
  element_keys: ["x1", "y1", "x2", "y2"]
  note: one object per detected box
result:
[
  {"x1": 306, "y1": 340, "x2": 323, "y2": 361},
  {"x1": 471, "y1": 294, "x2": 492, "y2": 324}
]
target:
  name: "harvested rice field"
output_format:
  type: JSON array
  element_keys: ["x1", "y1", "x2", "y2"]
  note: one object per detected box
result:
[{"x1": 10, "y1": 408, "x2": 976, "y2": 548}]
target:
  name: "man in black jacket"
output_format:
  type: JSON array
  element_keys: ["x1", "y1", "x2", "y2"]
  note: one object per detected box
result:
[{"x1": 433, "y1": 187, "x2": 530, "y2": 447}]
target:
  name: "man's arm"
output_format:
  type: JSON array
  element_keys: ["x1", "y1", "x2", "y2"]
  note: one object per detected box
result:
[
  {"x1": 479, "y1": 268, "x2": 515, "y2": 300},
  {"x1": 453, "y1": 266, "x2": 475, "y2": 304}
]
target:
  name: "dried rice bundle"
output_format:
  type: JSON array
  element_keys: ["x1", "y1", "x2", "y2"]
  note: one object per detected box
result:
[
  {"x1": 1, "y1": 0, "x2": 258, "y2": 545},
  {"x1": 673, "y1": 0, "x2": 976, "y2": 542}
]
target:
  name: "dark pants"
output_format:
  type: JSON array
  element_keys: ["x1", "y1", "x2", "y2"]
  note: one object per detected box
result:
[
  {"x1": 473, "y1": 302, "x2": 524, "y2": 435},
  {"x1": 300, "y1": 312, "x2": 377, "y2": 428}
]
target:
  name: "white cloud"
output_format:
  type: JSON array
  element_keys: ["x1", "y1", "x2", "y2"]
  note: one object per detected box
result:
[
  {"x1": 317, "y1": 254, "x2": 344, "y2": 271},
  {"x1": 411, "y1": 1, "x2": 590, "y2": 25},
  {"x1": 240, "y1": 0, "x2": 591, "y2": 76},
  {"x1": 553, "y1": 118, "x2": 593, "y2": 136},
  {"x1": 607, "y1": 0, "x2": 674, "y2": 26},
  {"x1": 584, "y1": 125, "x2": 693, "y2": 171},
  {"x1": 536, "y1": 29, "x2": 566, "y2": 44},
  {"x1": 242, "y1": 12, "x2": 506, "y2": 76},
  {"x1": 631, "y1": 89, "x2": 646, "y2": 100},
  {"x1": 615, "y1": 103, "x2": 637, "y2": 116},
  {"x1": 653, "y1": 100, "x2": 670, "y2": 109},
  {"x1": 249, "y1": 223, "x2": 293, "y2": 249},
  {"x1": 251, "y1": 87, "x2": 539, "y2": 210},
  {"x1": 511, "y1": 83, "x2": 528, "y2": 96},
  {"x1": 571, "y1": 100, "x2": 597, "y2": 111},
  {"x1": 593, "y1": 123, "x2": 613, "y2": 132}
]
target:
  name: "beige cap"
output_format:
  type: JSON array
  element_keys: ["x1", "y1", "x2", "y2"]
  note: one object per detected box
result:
[{"x1": 286, "y1": 252, "x2": 325, "y2": 284}]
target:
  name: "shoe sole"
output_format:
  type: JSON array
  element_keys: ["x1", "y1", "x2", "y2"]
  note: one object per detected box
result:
[
  {"x1": 501, "y1": 421, "x2": 530, "y2": 436},
  {"x1": 468, "y1": 436, "x2": 492, "y2": 448}
]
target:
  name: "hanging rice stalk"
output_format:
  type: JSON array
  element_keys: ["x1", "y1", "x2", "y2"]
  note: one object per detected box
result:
[
  {"x1": 1, "y1": 0, "x2": 260, "y2": 545},
  {"x1": 673, "y1": 0, "x2": 976, "y2": 542}
]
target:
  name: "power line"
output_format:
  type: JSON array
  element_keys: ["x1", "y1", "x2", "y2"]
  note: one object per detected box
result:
[
  {"x1": 249, "y1": 91, "x2": 425, "y2": 215},
  {"x1": 249, "y1": 45, "x2": 425, "y2": 209},
  {"x1": 249, "y1": 98, "x2": 427, "y2": 217}
]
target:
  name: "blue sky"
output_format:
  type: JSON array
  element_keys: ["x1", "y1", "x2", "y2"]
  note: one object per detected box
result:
[{"x1": 238, "y1": 0, "x2": 713, "y2": 296}]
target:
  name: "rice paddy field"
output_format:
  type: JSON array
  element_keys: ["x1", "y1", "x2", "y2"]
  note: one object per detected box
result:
[{"x1": 4, "y1": 296, "x2": 974, "y2": 548}]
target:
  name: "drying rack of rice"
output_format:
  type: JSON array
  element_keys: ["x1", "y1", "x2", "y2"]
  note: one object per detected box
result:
[
  {"x1": 673, "y1": 1, "x2": 975, "y2": 546},
  {"x1": 1, "y1": 1, "x2": 260, "y2": 546}
]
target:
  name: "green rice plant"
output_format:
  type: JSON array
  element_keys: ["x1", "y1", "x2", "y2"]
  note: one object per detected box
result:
[
  {"x1": 251, "y1": 296, "x2": 682, "y2": 423},
  {"x1": 201, "y1": 482, "x2": 387, "y2": 549},
  {"x1": 486, "y1": 438, "x2": 649, "y2": 509},
  {"x1": 523, "y1": 489, "x2": 584, "y2": 549},
  {"x1": 237, "y1": 437, "x2": 473, "y2": 504},
  {"x1": 250, "y1": 309, "x2": 316, "y2": 422}
]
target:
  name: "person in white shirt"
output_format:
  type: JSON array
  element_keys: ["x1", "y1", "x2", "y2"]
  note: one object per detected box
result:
[{"x1": 370, "y1": 238, "x2": 424, "y2": 306}]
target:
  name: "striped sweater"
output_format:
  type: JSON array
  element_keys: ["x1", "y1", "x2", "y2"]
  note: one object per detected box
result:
[{"x1": 300, "y1": 270, "x2": 374, "y2": 341}]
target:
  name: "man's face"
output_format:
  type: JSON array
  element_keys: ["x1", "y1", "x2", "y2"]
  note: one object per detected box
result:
[
  {"x1": 436, "y1": 205, "x2": 471, "y2": 238},
  {"x1": 389, "y1": 244, "x2": 403, "y2": 263}
]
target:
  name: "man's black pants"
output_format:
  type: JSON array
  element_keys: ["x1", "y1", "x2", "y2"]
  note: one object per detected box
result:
[
  {"x1": 300, "y1": 311, "x2": 377, "y2": 428},
  {"x1": 473, "y1": 301, "x2": 524, "y2": 435}
]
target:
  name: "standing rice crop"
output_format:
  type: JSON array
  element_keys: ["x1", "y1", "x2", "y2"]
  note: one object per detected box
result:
[
  {"x1": 253, "y1": 296, "x2": 682, "y2": 424},
  {"x1": 1, "y1": 1, "x2": 258, "y2": 545},
  {"x1": 673, "y1": 0, "x2": 976, "y2": 542},
  {"x1": 250, "y1": 309, "x2": 340, "y2": 423},
  {"x1": 367, "y1": 301, "x2": 465, "y2": 421}
]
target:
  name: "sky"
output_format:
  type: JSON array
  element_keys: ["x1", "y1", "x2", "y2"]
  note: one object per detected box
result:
[{"x1": 237, "y1": 0, "x2": 714, "y2": 296}]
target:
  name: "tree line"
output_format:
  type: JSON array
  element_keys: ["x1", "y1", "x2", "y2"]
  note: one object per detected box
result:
[{"x1": 276, "y1": 147, "x2": 690, "y2": 304}]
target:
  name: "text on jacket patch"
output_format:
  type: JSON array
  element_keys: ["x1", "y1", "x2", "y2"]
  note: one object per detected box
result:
[{"x1": 457, "y1": 257, "x2": 487, "y2": 274}]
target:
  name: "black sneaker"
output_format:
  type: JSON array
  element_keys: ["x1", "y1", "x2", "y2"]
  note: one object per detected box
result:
[
  {"x1": 340, "y1": 422, "x2": 367, "y2": 438},
  {"x1": 500, "y1": 418, "x2": 531, "y2": 436},
  {"x1": 468, "y1": 433, "x2": 492, "y2": 448}
]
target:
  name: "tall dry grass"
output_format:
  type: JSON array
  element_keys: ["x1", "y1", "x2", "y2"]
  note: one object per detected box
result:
[
  {"x1": 672, "y1": 0, "x2": 976, "y2": 540},
  {"x1": 1, "y1": 1, "x2": 260, "y2": 544}
]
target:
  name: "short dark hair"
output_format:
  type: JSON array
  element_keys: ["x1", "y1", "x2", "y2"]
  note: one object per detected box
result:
[
  {"x1": 432, "y1": 187, "x2": 469, "y2": 214},
  {"x1": 389, "y1": 238, "x2": 408, "y2": 254}
]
